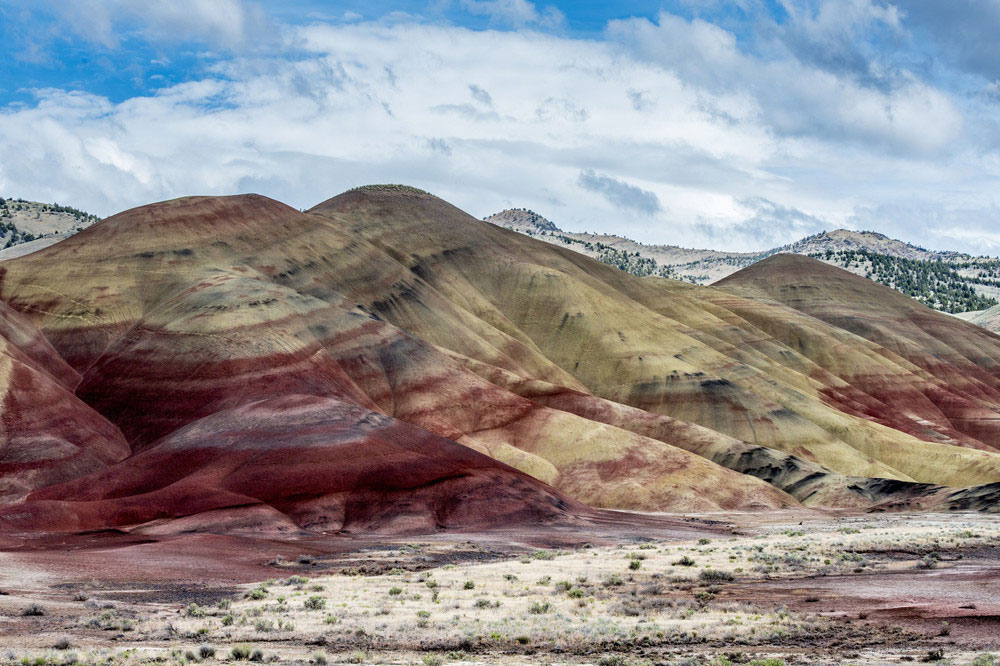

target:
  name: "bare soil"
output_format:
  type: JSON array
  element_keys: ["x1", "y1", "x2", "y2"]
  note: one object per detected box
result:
[{"x1": 1, "y1": 511, "x2": 998, "y2": 665}]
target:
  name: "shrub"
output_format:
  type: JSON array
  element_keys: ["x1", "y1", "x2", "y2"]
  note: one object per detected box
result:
[
  {"x1": 230, "y1": 645, "x2": 253, "y2": 661},
  {"x1": 304, "y1": 596, "x2": 326, "y2": 611},
  {"x1": 246, "y1": 586, "x2": 268, "y2": 600},
  {"x1": 221, "y1": 613, "x2": 235, "y2": 626},
  {"x1": 463, "y1": 581, "x2": 475, "y2": 590},
  {"x1": 628, "y1": 560, "x2": 641, "y2": 570},
  {"x1": 697, "y1": 538, "x2": 712, "y2": 545},
  {"x1": 699, "y1": 569, "x2": 734, "y2": 582},
  {"x1": 916, "y1": 555, "x2": 938, "y2": 569},
  {"x1": 21, "y1": 604, "x2": 45, "y2": 617},
  {"x1": 674, "y1": 556, "x2": 696, "y2": 567},
  {"x1": 186, "y1": 603, "x2": 206, "y2": 617},
  {"x1": 388, "y1": 587, "x2": 403, "y2": 596},
  {"x1": 53, "y1": 637, "x2": 73, "y2": 650},
  {"x1": 312, "y1": 652, "x2": 327, "y2": 665},
  {"x1": 199, "y1": 646, "x2": 216, "y2": 659},
  {"x1": 603, "y1": 574, "x2": 623, "y2": 587},
  {"x1": 528, "y1": 601, "x2": 551, "y2": 614},
  {"x1": 598, "y1": 656, "x2": 631, "y2": 666}
]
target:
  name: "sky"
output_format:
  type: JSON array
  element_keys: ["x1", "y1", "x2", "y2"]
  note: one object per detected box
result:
[{"x1": 1, "y1": 1, "x2": 999, "y2": 253}]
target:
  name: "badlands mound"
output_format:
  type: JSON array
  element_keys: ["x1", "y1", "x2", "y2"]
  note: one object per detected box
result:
[{"x1": 1, "y1": 186, "x2": 1000, "y2": 536}]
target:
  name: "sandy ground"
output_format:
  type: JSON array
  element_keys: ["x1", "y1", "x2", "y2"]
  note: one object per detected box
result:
[{"x1": 1, "y1": 511, "x2": 999, "y2": 665}]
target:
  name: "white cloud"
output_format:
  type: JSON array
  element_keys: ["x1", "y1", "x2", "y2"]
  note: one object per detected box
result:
[
  {"x1": 607, "y1": 11, "x2": 964, "y2": 157},
  {"x1": 0, "y1": 14, "x2": 998, "y2": 254},
  {"x1": 34, "y1": 0, "x2": 277, "y2": 51},
  {"x1": 578, "y1": 170, "x2": 661, "y2": 215},
  {"x1": 457, "y1": 0, "x2": 565, "y2": 28}
]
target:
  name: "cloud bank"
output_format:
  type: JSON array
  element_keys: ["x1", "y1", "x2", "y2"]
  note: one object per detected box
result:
[{"x1": 0, "y1": 0, "x2": 998, "y2": 253}]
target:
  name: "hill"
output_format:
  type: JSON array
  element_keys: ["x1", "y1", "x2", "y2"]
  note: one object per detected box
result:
[
  {"x1": 0, "y1": 196, "x2": 100, "y2": 259},
  {"x1": 485, "y1": 210, "x2": 1000, "y2": 313},
  {"x1": 2, "y1": 187, "x2": 1000, "y2": 537}
]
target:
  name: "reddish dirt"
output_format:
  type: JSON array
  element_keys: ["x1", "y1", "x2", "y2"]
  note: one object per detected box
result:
[
  {"x1": 1, "y1": 395, "x2": 597, "y2": 536},
  {"x1": 0, "y1": 511, "x2": 729, "y2": 593},
  {"x1": 725, "y1": 549, "x2": 1000, "y2": 649}
]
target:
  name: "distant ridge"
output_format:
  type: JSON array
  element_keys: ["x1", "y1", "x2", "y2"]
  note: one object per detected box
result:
[
  {"x1": 485, "y1": 208, "x2": 1000, "y2": 314},
  {"x1": 0, "y1": 196, "x2": 101, "y2": 260}
]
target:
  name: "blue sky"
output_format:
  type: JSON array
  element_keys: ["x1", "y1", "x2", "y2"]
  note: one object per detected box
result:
[{"x1": 1, "y1": 0, "x2": 999, "y2": 253}]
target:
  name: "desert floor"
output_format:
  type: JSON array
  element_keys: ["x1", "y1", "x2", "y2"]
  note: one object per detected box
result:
[{"x1": 1, "y1": 511, "x2": 999, "y2": 665}]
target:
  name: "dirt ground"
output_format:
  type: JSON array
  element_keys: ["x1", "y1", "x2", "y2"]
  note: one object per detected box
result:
[{"x1": 1, "y1": 510, "x2": 999, "y2": 665}]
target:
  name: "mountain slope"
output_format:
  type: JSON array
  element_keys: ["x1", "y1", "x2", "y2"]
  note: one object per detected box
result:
[
  {"x1": 311, "y1": 189, "x2": 1000, "y2": 489},
  {"x1": 3, "y1": 395, "x2": 586, "y2": 535},
  {"x1": 0, "y1": 299, "x2": 128, "y2": 502}
]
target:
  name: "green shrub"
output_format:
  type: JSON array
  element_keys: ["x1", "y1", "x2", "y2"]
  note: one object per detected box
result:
[
  {"x1": 699, "y1": 569, "x2": 734, "y2": 582},
  {"x1": 230, "y1": 645, "x2": 252, "y2": 660},
  {"x1": 597, "y1": 656, "x2": 630, "y2": 666},
  {"x1": 304, "y1": 596, "x2": 326, "y2": 611},
  {"x1": 528, "y1": 601, "x2": 551, "y2": 614},
  {"x1": 246, "y1": 586, "x2": 268, "y2": 600}
]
